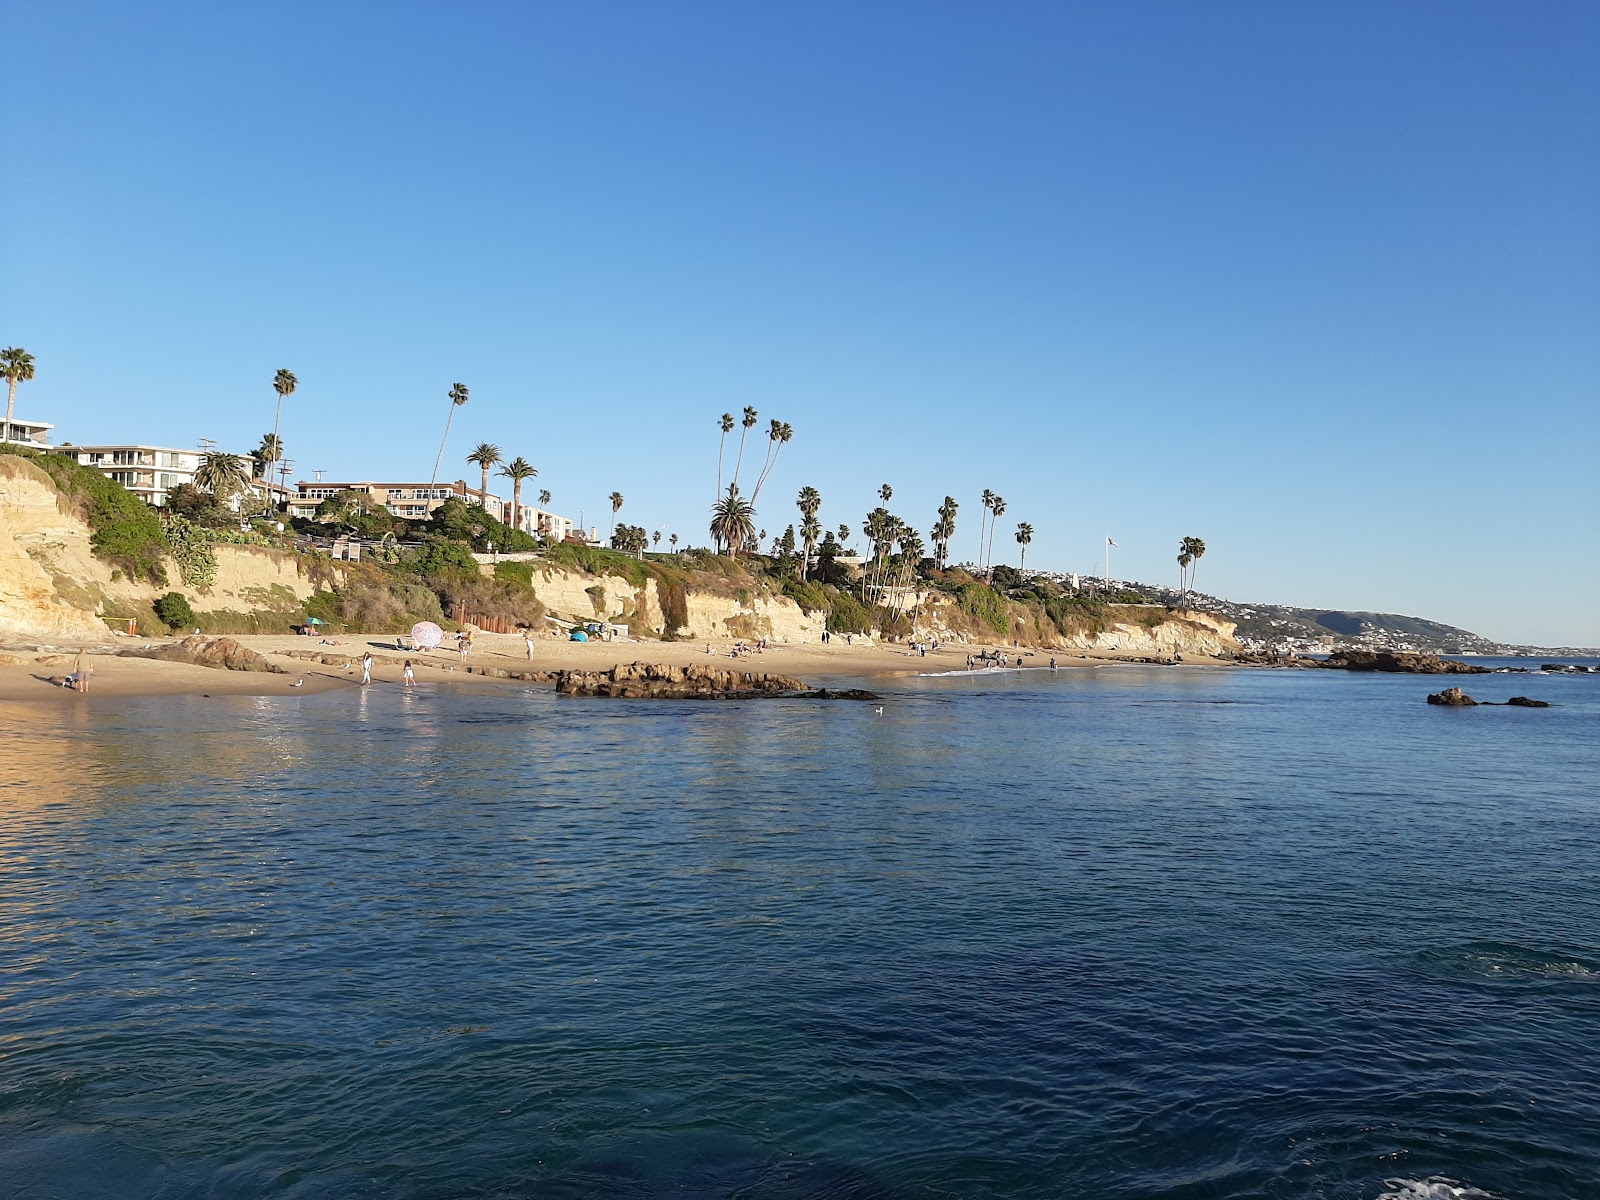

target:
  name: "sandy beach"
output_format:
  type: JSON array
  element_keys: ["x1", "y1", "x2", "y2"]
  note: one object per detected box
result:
[{"x1": 0, "y1": 629, "x2": 1221, "y2": 703}]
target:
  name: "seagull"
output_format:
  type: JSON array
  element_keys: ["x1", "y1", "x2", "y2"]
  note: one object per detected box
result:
[
  {"x1": 290, "y1": 678, "x2": 305, "y2": 688},
  {"x1": 873, "y1": 705, "x2": 884, "y2": 714}
]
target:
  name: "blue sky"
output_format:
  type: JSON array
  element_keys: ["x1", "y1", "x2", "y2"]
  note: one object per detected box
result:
[{"x1": 5, "y1": 2, "x2": 1596, "y2": 645}]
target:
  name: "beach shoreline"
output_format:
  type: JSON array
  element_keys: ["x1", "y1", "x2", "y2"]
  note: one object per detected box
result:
[{"x1": 0, "y1": 630, "x2": 1228, "y2": 702}]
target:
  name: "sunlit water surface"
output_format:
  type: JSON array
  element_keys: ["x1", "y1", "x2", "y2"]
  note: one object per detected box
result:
[{"x1": 2, "y1": 661, "x2": 1598, "y2": 1199}]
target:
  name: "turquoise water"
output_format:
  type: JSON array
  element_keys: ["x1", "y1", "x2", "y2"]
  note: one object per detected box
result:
[{"x1": 1, "y1": 661, "x2": 1597, "y2": 1199}]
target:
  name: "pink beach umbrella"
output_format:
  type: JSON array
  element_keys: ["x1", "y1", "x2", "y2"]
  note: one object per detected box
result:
[{"x1": 410, "y1": 621, "x2": 445, "y2": 650}]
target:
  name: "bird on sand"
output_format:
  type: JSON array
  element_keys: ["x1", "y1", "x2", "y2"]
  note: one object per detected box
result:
[{"x1": 290, "y1": 678, "x2": 305, "y2": 688}]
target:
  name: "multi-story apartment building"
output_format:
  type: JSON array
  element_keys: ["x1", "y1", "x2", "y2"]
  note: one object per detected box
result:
[
  {"x1": 0, "y1": 417, "x2": 54, "y2": 448},
  {"x1": 287, "y1": 479, "x2": 503, "y2": 522},
  {"x1": 70, "y1": 445, "x2": 205, "y2": 507},
  {"x1": 505, "y1": 504, "x2": 575, "y2": 542}
]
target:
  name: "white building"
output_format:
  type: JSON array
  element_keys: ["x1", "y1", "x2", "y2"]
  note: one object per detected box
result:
[
  {"x1": 0, "y1": 417, "x2": 55, "y2": 449},
  {"x1": 287, "y1": 479, "x2": 503, "y2": 522},
  {"x1": 70, "y1": 445, "x2": 204, "y2": 507},
  {"x1": 505, "y1": 503, "x2": 575, "y2": 542}
]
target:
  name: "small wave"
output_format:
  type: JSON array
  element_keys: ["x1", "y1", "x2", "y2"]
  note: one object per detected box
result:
[
  {"x1": 1414, "y1": 940, "x2": 1600, "y2": 983},
  {"x1": 1377, "y1": 1177, "x2": 1504, "y2": 1200}
]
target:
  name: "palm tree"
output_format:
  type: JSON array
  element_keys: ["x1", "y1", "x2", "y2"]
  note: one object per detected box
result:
[
  {"x1": 253, "y1": 433, "x2": 284, "y2": 481},
  {"x1": 670, "y1": 532, "x2": 679, "y2": 555},
  {"x1": 986, "y1": 496, "x2": 1006, "y2": 577},
  {"x1": 879, "y1": 483, "x2": 893, "y2": 505},
  {"x1": 1015, "y1": 522, "x2": 1034, "y2": 570},
  {"x1": 268, "y1": 369, "x2": 297, "y2": 475},
  {"x1": 711, "y1": 491, "x2": 756, "y2": 557},
  {"x1": 1177, "y1": 548, "x2": 1193, "y2": 600},
  {"x1": 750, "y1": 419, "x2": 793, "y2": 502},
  {"x1": 499, "y1": 456, "x2": 538, "y2": 531},
  {"x1": 609, "y1": 491, "x2": 624, "y2": 539},
  {"x1": 978, "y1": 489, "x2": 996, "y2": 570},
  {"x1": 1181, "y1": 536, "x2": 1207, "y2": 601},
  {"x1": 538, "y1": 488, "x2": 551, "y2": 508},
  {"x1": 796, "y1": 486, "x2": 821, "y2": 576},
  {"x1": 730, "y1": 406, "x2": 759, "y2": 492},
  {"x1": 715, "y1": 412, "x2": 735, "y2": 499},
  {"x1": 467, "y1": 442, "x2": 502, "y2": 507},
  {"x1": 430, "y1": 382, "x2": 469, "y2": 486},
  {"x1": 2, "y1": 347, "x2": 37, "y2": 444},
  {"x1": 652, "y1": 530, "x2": 661, "y2": 551},
  {"x1": 932, "y1": 496, "x2": 959, "y2": 569},
  {"x1": 194, "y1": 451, "x2": 250, "y2": 503}
]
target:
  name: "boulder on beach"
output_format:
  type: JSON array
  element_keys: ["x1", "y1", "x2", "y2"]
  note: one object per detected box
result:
[
  {"x1": 119, "y1": 635, "x2": 286, "y2": 674},
  {"x1": 1426, "y1": 686, "x2": 1477, "y2": 706}
]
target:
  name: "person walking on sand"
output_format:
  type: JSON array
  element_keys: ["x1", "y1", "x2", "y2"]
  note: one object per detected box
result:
[
  {"x1": 70, "y1": 653, "x2": 90, "y2": 693},
  {"x1": 403, "y1": 659, "x2": 415, "y2": 687},
  {"x1": 361, "y1": 651, "x2": 374, "y2": 687},
  {"x1": 524, "y1": 631, "x2": 535, "y2": 661}
]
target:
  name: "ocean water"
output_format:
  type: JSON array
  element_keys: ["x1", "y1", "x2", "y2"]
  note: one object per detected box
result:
[{"x1": 1, "y1": 660, "x2": 1597, "y2": 1200}]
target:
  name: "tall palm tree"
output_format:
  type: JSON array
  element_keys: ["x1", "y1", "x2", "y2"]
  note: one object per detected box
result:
[
  {"x1": 978, "y1": 489, "x2": 996, "y2": 570},
  {"x1": 1015, "y1": 522, "x2": 1034, "y2": 570},
  {"x1": 467, "y1": 442, "x2": 502, "y2": 507},
  {"x1": 730, "y1": 406, "x2": 759, "y2": 493},
  {"x1": 268, "y1": 369, "x2": 297, "y2": 481},
  {"x1": 796, "y1": 485, "x2": 822, "y2": 578},
  {"x1": 609, "y1": 491, "x2": 624, "y2": 539},
  {"x1": 669, "y1": 532, "x2": 679, "y2": 554},
  {"x1": 932, "y1": 496, "x2": 959, "y2": 569},
  {"x1": 986, "y1": 496, "x2": 1006, "y2": 577},
  {"x1": 1181, "y1": 536, "x2": 1207, "y2": 600},
  {"x1": 711, "y1": 492, "x2": 756, "y2": 557},
  {"x1": 750, "y1": 419, "x2": 793, "y2": 502},
  {"x1": 538, "y1": 488, "x2": 551, "y2": 508},
  {"x1": 2, "y1": 347, "x2": 37, "y2": 445},
  {"x1": 499, "y1": 456, "x2": 538, "y2": 531},
  {"x1": 879, "y1": 483, "x2": 893, "y2": 505},
  {"x1": 715, "y1": 412, "x2": 735, "y2": 499},
  {"x1": 430, "y1": 382, "x2": 469, "y2": 486},
  {"x1": 194, "y1": 451, "x2": 250, "y2": 503},
  {"x1": 1177, "y1": 548, "x2": 1193, "y2": 600},
  {"x1": 652, "y1": 530, "x2": 661, "y2": 550}
]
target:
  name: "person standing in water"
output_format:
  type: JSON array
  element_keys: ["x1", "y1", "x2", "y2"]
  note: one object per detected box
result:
[
  {"x1": 361, "y1": 651, "x2": 374, "y2": 686},
  {"x1": 403, "y1": 660, "x2": 415, "y2": 687}
]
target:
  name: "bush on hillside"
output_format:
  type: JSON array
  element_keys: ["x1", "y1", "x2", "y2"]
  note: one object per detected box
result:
[
  {"x1": 827, "y1": 592, "x2": 873, "y2": 634},
  {"x1": 14, "y1": 449, "x2": 171, "y2": 585},
  {"x1": 153, "y1": 591, "x2": 197, "y2": 631}
]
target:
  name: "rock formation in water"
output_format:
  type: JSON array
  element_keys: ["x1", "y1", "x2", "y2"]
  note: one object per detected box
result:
[
  {"x1": 1328, "y1": 650, "x2": 1488, "y2": 674},
  {"x1": 552, "y1": 661, "x2": 878, "y2": 700},
  {"x1": 1426, "y1": 687, "x2": 1477, "y2": 706}
]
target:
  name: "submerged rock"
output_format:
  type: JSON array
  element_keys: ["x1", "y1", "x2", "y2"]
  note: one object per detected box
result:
[
  {"x1": 1506, "y1": 696, "x2": 1551, "y2": 708},
  {"x1": 1426, "y1": 686, "x2": 1477, "y2": 706}
]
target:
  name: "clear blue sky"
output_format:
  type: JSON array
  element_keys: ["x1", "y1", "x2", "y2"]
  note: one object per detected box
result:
[{"x1": 5, "y1": 2, "x2": 1596, "y2": 646}]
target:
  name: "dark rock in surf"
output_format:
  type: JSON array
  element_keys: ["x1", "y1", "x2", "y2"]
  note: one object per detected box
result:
[
  {"x1": 1329, "y1": 650, "x2": 1488, "y2": 675},
  {"x1": 1506, "y1": 696, "x2": 1551, "y2": 707},
  {"x1": 1427, "y1": 687, "x2": 1477, "y2": 706}
]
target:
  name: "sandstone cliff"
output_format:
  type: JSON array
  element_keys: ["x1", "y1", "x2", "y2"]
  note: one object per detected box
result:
[{"x1": 0, "y1": 454, "x2": 317, "y2": 640}]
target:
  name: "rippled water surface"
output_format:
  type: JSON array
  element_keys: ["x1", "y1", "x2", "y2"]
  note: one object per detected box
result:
[{"x1": 2, "y1": 662, "x2": 1598, "y2": 1199}]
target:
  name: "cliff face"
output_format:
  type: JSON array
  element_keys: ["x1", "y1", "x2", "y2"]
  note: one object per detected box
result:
[
  {"x1": 525, "y1": 565, "x2": 824, "y2": 643},
  {"x1": 0, "y1": 455, "x2": 317, "y2": 640},
  {"x1": 0, "y1": 457, "x2": 109, "y2": 639}
]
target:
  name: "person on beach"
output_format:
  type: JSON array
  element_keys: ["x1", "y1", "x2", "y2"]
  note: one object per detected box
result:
[
  {"x1": 68, "y1": 654, "x2": 91, "y2": 693},
  {"x1": 1050, "y1": 657, "x2": 1058, "y2": 670},
  {"x1": 361, "y1": 651, "x2": 374, "y2": 686},
  {"x1": 457, "y1": 632, "x2": 469, "y2": 662},
  {"x1": 523, "y1": 631, "x2": 535, "y2": 661},
  {"x1": 403, "y1": 660, "x2": 415, "y2": 687}
]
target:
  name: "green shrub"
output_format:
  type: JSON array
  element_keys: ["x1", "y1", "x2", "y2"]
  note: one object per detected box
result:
[
  {"x1": 958, "y1": 583, "x2": 1009, "y2": 635},
  {"x1": 783, "y1": 578, "x2": 833, "y2": 615},
  {"x1": 14, "y1": 450, "x2": 172, "y2": 584},
  {"x1": 827, "y1": 592, "x2": 873, "y2": 634},
  {"x1": 153, "y1": 591, "x2": 196, "y2": 630},
  {"x1": 494, "y1": 560, "x2": 536, "y2": 589}
]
